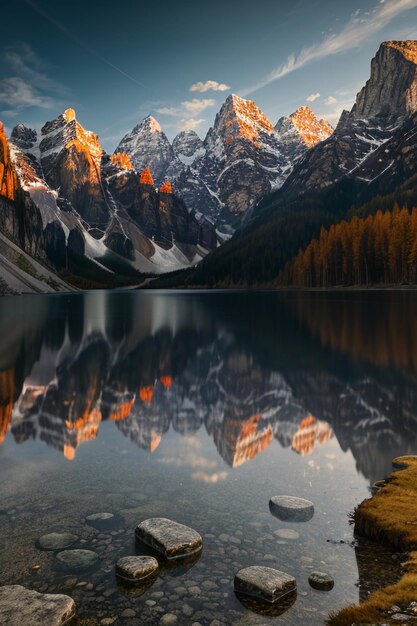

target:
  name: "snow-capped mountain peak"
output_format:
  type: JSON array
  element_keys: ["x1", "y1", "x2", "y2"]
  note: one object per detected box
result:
[
  {"x1": 274, "y1": 106, "x2": 333, "y2": 166},
  {"x1": 115, "y1": 115, "x2": 175, "y2": 184},
  {"x1": 215, "y1": 93, "x2": 275, "y2": 147}
]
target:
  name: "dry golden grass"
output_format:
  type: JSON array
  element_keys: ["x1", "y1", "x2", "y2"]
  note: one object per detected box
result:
[{"x1": 328, "y1": 456, "x2": 417, "y2": 625}]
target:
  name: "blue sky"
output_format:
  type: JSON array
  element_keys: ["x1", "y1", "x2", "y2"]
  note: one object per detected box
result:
[{"x1": 1, "y1": 0, "x2": 417, "y2": 151}]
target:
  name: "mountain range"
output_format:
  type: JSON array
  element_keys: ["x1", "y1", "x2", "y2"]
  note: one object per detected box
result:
[
  {"x1": 0, "y1": 40, "x2": 416, "y2": 290},
  {"x1": 172, "y1": 40, "x2": 417, "y2": 287}
]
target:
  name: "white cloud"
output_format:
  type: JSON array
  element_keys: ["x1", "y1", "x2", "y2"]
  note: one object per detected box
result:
[
  {"x1": 182, "y1": 98, "x2": 215, "y2": 115},
  {"x1": 306, "y1": 92, "x2": 320, "y2": 102},
  {"x1": 190, "y1": 80, "x2": 230, "y2": 93},
  {"x1": 326, "y1": 95, "x2": 338, "y2": 105},
  {"x1": 0, "y1": 43, "x2": 69, "y2": 114},
  {"x1": 0, "y1": 76, "x2": 53, "y2": 109},
  {"x1": 242, "y1": 0, "x2": 417, "y2": 95},
  {"x1": 155, "y1": 106, "x2": 182, "y2": 117},
  {"x1": 180, "y1": 118, "x2": 205, "y2": 131}
]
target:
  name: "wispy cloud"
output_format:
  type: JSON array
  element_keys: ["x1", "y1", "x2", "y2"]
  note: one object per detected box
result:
[
  {"x1": 180, "y1": 118, "x2": 205, "y2": 131},
  {"x1": 190, "y1": 80, "x2": 230, "y2": 93},
  {"x1": 325, "y1": 95, "x2": 337, "y2": 105},
  {"x1": 242, "y1": 0, "x2": 417, "y2": 96},
  {"x1": 0, "y1": 43, "x2": 69, "y2": 115},
  {"x1": 155, "y1": 106, "x2": 181, "y2": 116},
  {"x1": 156, "y1": 99, "x2": 215, "y2": 117},
  {"x1": 0, "y1": 76, "x2": 53, "y2": 109},
  {"x1": 183, "y1": 98, "x2": 215, "y2": 115},
  {"x1": 155, "y1": 98, "x2": 215, "y2": 133},
  {"x1": 306, "y1": 92, "x2": 320, "y2": 102}
]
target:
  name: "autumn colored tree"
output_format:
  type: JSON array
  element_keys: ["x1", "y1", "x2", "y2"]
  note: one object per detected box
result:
[{"x1": 140, "y1": 167, "x2": 154, "y2": 186}]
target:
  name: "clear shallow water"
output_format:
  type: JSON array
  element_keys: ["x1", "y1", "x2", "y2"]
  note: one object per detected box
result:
[{"x1": 0, "y1": 290, "x2": 416, "y2": 625}]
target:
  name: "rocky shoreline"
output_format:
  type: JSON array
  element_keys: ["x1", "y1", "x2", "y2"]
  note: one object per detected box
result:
[{"x1": 329, "y1": 456, "x2": 417, "y2": 625}]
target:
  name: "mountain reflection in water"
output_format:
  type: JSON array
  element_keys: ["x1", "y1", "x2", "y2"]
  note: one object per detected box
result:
[{"x1": 0, "y1": 291, "x2": 416, "y2": 483}]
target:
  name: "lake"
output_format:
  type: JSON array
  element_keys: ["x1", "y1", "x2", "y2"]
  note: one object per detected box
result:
[{"x1": 0, "y1": 290, "x2": 415, "y2": 625}]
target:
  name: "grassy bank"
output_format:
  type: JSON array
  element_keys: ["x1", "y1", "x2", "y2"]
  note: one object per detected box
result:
[{"x1": 329, "y1": 456, "x2": 417, "y2": 625}]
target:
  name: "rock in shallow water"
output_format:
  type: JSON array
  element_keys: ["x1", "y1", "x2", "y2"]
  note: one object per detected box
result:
[
  {"x1": 269, "y1": 496, "x2": 314, "y2": 522},
  {"x1": 234, "y1": 566, "x2": 296, "y2": 604},
  {"x1": 85, "y1": 512, "x2": 115, "y2": 530},
  {"x1": 37, "y1": 533, "x2": 78, "y2": 551},
  {"x1": 0, "y1": 585, "x2": 75, "y2": 625},
  {"x1": 274, "y1": 529, "x2": 300, "y2": 540},
  {"x1": 135, "y1": 518, "x2": 202, "y2": 560},
  {"x1": 56, "y1": 549, "x2": 99, "y2": 571},
  {"x1": 116, "y1": 556, "x2": 159, "y2": 583},
  {"x1": 308, "y1": 571, "x2": 334, "y2": 590}
]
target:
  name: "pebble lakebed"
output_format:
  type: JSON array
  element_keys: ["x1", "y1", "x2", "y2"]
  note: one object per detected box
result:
[{"x1": 0, "y1": 485, "x2": 403, "y2": 626}]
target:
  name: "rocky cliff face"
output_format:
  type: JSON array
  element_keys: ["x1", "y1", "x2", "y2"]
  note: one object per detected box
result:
[
  {"x1": 0, "y1": 123, "x2": 20, "y2": 202},
  {"x1": 283, "y1": 41, "x2": 417, "y2": 195},
  {"x1": 39, "y1": 108, "x2": 110, "y2": 233},
  {"x1": 172, "y1": 130, "x2": 204, "y2": 159},
  {"x1": 351, "y1": 41, "x2": 417, "y2": 120}
]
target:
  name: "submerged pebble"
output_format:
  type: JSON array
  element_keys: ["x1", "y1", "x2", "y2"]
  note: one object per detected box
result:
[
  {"x1": 37, "y1": 533, "x2": 79, "y2": 551},
  {"x1": 56, "y1": 549, "x2": 99, "y2": 572}
]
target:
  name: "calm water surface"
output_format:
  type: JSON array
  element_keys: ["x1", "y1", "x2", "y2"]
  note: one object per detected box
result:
[{"x1": 0, "y1": 290, "x2": 416, "y2": 625}]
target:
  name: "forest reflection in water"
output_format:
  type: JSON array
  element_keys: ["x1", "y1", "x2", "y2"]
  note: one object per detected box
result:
[{"x1": 0, "y1": 290, "x2": 416, "y2": 484}]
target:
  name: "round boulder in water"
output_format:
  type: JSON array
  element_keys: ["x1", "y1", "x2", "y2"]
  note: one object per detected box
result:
[
  {"x1": 37, "y1": 533, "x2": 78, "y2": 551},
  {"x1": 269, "y1": 496, "x2": 314, "y2": 522},
  {"x1": 308, "y1": 571, "x2": 334, "y2": 591},
  {"x1": 56, "y1": 549, "x2": 99, "y2": 572},
  {"x1": 116, "y1": 556, "x2": 159, "y2": 584}
]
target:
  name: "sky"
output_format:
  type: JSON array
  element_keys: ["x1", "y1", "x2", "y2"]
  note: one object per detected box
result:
[{"x1": 0, "y1": 0, "x2": 417, "y2": 151}]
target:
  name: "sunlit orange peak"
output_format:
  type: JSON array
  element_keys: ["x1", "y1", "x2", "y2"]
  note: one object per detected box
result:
[
  {"x1": 111, "y1": 152, "x2": 134, "y2": 170},
  {"x1": 160, "y1": 376, "x2": 173, "y2": 388},
  {"x1": 159, "y1": 180, "x2": 173, "y2": 194},
  {"x1": 139, "y1": 385, "x2": 154, "y2": 403},
  {"x1": 150, "y1": 433, "x2": 162, "y2": 452},
  {"x1": 140, "y1": 167, "x2": 154, "y2": 186},
  {"x1": 64, "y1": 444, "x2": 76, "y2": 461},
  {"x1": 64, "y1": 108, "x2": 76, "y2": 123}
]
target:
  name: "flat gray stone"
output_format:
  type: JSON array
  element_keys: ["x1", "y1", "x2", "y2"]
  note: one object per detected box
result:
[
  {"x1": 308, "y1": 571, "x2": 334, "y2": 590},
  {"x1": 116, "y1": 556, "x2": 159, "y2": 583},
  {"x1": 0, "y1": 585, "x2": 75, "y2": 625},
  {"x1": 37, "y1": 533, "x2": 78, "y2": 551},
  {"x1": 135, "y1": 518, "x2": 202, "y2": 560},
  {"x1": 234, "y1": 566, "x2": 296, "y2": 604},
  {"x1": 269, "y1": 496, "x2": 314, "y2": 522},
  {"x1": 56, "y1": 549, "x2": 99, "y2": 571}
]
